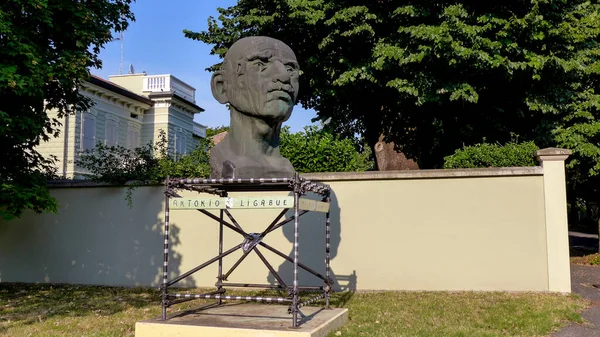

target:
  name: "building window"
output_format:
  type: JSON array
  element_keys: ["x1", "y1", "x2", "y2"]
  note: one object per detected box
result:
[
  {"x1": 105, "y1": 121, "x2": 118, "y2": 147},
  {"x1": 81, "y1": 113, "x2": 96, "y2": 151},
  {"x1": 175, "y1": 132, "x2": 187, "y2": 158},
  {"x1": 127, "y1": 126, "x2": 140, "y2": 149}
]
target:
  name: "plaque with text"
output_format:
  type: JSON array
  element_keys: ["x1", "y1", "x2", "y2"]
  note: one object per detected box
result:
[{"x1": 170, "y1": 196, "x2": 329, "y2": 212}]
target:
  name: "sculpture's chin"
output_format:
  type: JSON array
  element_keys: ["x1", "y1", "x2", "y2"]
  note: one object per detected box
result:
[{"x1": 262, "y1": 100, "x2": 293, "y2": 121}]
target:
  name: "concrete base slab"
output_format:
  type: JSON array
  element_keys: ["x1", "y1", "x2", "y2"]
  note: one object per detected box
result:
[{"x1": 135, "y1": 303, "x2": 348, "y2": 337}]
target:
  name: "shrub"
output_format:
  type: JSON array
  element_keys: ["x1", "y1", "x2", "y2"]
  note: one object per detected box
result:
[
  {"x1": 443, "y1": 141, "x2": 539, "y2": 169},
  {"x1": 75, "y1": 129, "x2": 211, "y2": 205},
  {"x1": 280, "y1": 126, "x2": 373, "y2": 173}
]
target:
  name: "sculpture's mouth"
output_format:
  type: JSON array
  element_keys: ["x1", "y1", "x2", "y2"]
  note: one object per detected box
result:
[
  {"x1": 267, "y1": 90, "x2": 293, "y2": 102},
  {"x1": 267, "y1": 83, "x2": 295, "y2": 102}
]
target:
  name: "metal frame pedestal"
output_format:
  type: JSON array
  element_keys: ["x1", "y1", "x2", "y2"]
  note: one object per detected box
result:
[{"x1": 160, "y1": 174, "x2": 333, "y2": 328}]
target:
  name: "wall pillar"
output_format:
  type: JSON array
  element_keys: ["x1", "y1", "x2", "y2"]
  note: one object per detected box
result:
[{"x1": 536, "y1": 148, "x2": 572, "y2": 293}]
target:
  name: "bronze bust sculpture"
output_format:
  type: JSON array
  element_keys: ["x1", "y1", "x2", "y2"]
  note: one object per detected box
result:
[{"x1": 209, "y1": 36, "x2": 299, "y2": 178}]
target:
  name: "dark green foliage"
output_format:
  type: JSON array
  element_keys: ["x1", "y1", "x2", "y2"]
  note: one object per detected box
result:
[
  {"x1": 75, "y1": 143, "x2": 159, "y2": 186},
  {"x1": 158, "y1": 147, "x2": 211, "y2": 179},
  {"x1": 185, "y1": 0, "x2": 600, "y2": 166},
  {"x1": 280, "y1": 126, "x2": 373, "y2": 173},
  {"x1": 0, "y1": 172, "x2": 57, "y2": 221},
  {"x1": 76, "y1": 130, "x2": 211, "y2": 206},
  {"x1": 0, "y1": 0, "x2": 134, "y2": 220},
  {"x1": 443, "y1": 141, "x2": 539, "y2": 169}
]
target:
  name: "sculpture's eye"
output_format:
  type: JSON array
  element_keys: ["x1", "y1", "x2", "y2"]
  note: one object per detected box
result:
[
  {"x1": 285, "y1": 63, "x2": 298, "y2": 75},
  {"x1": 255, "y1": 61, "x2": 265, "y2": 71}
]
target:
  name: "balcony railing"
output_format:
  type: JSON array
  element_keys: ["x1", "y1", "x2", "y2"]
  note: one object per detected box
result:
[{"x1": 142, "y1": 75, "x2": 196, "y2": 103}]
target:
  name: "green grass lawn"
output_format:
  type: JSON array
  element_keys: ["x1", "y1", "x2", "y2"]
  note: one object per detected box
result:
[{"x1": 0, "y1": 283, "x2": 588, "y2": 337}]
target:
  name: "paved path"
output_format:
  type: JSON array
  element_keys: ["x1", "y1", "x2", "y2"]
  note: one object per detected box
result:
[{"x1": 552, "y1": 264, "x2": 600, "y2": 336}]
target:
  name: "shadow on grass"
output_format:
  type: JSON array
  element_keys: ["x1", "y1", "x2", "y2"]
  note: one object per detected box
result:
[{"x1": 0, "y1": 283, "x2": 158, "y2": 333}]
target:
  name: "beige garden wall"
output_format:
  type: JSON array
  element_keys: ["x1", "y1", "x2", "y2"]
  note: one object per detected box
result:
[{"x1": 0, "y1": 149, "x2": 572, "y2": 292}]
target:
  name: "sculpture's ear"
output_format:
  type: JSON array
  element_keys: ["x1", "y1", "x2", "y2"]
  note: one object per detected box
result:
[{"x1": 211, "y1": 70, "x2": 228, "y2": 104}]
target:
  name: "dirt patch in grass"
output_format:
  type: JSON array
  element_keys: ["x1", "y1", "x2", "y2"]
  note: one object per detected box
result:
[
  {"x1": 0, "y1": 283, "x2": 588, "y2": 337},
  {"x1": 571, "y1": 252, "x2": 600, "y2": 266}
]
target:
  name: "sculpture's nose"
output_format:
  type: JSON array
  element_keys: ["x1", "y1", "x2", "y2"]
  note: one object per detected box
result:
[{"x1": 271, "y1": 60, "x2": 291, "y2": 83}]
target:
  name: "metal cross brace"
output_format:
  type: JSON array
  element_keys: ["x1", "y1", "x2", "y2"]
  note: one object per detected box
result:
[{"x1": 166, "y1": 207, "x2": 328, "y2": 288}]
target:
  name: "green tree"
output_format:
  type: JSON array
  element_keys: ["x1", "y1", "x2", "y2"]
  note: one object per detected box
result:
[
  {"x1": 0, "y1": 0, "x2": 135, "y2": 220},
  {"x1": 185, "y1": 0, "x2": 600, "y2": 170},
  {"x1": 280, "y1": 126, "x2": 373, "y2": 172},
  {"x1": 75, "y1": 130, "x2": 212, "y2": 205}
]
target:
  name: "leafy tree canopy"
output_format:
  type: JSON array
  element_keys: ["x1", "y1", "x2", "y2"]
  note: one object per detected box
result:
[
  {"x1": 185, "y1": 0, "x2": 600, "y2": 170},
  {"x1": 0, "y1": 0, "x2": 135, "y2": 219}
]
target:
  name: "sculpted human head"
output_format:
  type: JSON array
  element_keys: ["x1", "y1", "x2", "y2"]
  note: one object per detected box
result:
[{"x1": 211, "y1": 36, "x2": 299, "y2": 122}]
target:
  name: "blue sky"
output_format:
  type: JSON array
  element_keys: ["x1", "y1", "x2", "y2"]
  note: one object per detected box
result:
[{"x1": 94, "y1": 0, "x2": 317, "y2": 133}]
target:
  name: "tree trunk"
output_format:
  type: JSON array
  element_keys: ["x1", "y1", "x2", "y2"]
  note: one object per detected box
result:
[{"x1": 374, "y1": 134, "x2": 419, "y2": 171}]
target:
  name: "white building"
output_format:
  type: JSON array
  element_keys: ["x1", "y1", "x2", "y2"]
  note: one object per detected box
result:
[{"x1": 38, "y1": 73, "x2": 206, "y2": 178}]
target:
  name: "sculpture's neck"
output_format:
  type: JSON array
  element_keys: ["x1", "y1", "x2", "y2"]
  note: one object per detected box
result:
[{"x1": 228, "y1": 107, "x2": 282, "y2": 157}]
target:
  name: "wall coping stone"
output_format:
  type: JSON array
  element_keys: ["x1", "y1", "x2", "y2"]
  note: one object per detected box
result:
[
  {"x1": 47, "y1": 180, "x2": 159, "y2": 189},
  {"x1": 302, "y1": 166, "x2": 543, "y2": 182},
  {"x1": 536, "y1": 147, "x2": 572, "y2": 156},
  {"x1": 47, "y1": 167, "x2": 545, "y2": 188},
  {"x1": 535, "y1": 148, "x2": 572, "y2": 163}
]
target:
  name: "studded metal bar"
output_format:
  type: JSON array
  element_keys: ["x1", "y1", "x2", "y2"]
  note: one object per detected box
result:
[
  {"x1": 217, "y1": 210, "x2": 224, "y2": 304},
  {"x1": 167, "y1": 244, "x2": 243, "y2": 287},
  {"x1": 172, "y1": 177, "x2": 292, "y2": 185},
  {"x1": 263, "y1": 210, "x2": 309, "y2": 235},
  {"x1": 161, "y1": 189, "x2": 171, "y2": 320},
  {"x1": 223, "y1": 209, "x2": 244, "y2": 231},
  {"x1": 260, "y1": 208, "x2": 289, "y2": 236},
  {"x1": 298, "y1": 294, "x2": 325, "y2": 308},
  {"x1": 325, "y1": 196, "x2": 332, "y2": 308},
  {"x1": 222, "y1": 246, "x2": 253, "y2": 281},
  {"x1": 169, "y1": 293, "x2": 291, "y2": 303},
  {"x1": 198, "y1": 209, "x2": 246, "y2": 237},
  {"x1": 188, "y1": 185, "x2": 227, "y2": 196},
  {"x1": 258, "y1": 241, "x2": 328, "y2": 282},
  {"x1": 297, "y1": 179, "x2": 331, "y2": 197},
  {"x1": 292, "y1": 173, "x2": 301, "y2": 328},
  {"x1": 167, "y1": 176, "x2": 331, "y2": 197},
  {"x1": 219, "y1": 283, "x2": 323, "y2": 291},
  {"x1": 164, "y1": 296, "x2": 199, "y2": 307},
  {"x1": 220, "y1": 282, "x2": 287, "y2": 289},
  {"x1": 165, "y1": 289, "x2": 225, "y2": 307},
  {"x1": 254, "y1": 248, "x2": 287, "y2": 288}
]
